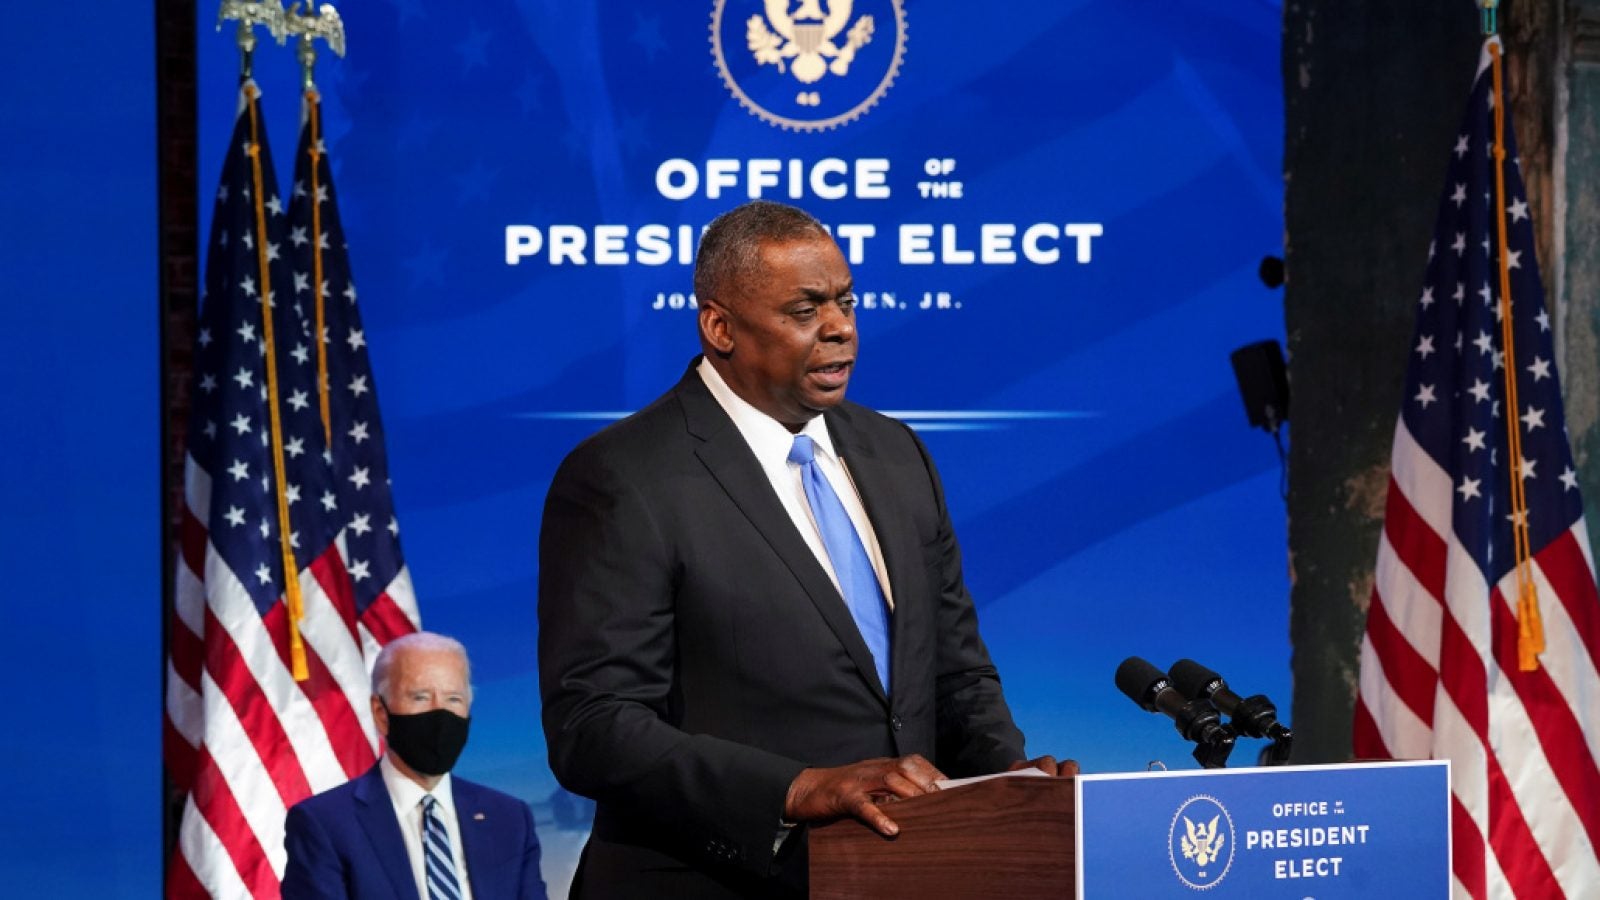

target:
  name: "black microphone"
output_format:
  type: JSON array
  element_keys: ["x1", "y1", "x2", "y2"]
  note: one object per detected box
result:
[
  {"x1": 1115, "y1": 657, "x2": 1235, "y2": 749},
  {"x1": 1168, "y1": 659, "x2": 1292, "y2": 742}
]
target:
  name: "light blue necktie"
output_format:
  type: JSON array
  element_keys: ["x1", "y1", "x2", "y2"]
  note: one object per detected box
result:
[
  {"x1": 421, "y1": 795, "x2": 462, "y2": 900},
  {"x1": 788, "y1": 435, "x2": 891, "y2": 695}
]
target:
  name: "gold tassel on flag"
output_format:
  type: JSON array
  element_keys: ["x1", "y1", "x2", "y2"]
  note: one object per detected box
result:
[
  {"x1": 244, "y1": 82, "x2": 311, "y2": 682},
  {"x1": 1484, "y1": 31, "x2": 1544, "y2": 671},
  {"x1": 221, "y1": 0, "x2": 310, "y2": 681}
]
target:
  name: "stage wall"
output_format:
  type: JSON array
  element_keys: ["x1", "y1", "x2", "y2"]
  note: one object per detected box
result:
[{"x1": 2, "y1": 1, "x2": 1288, "y2": 896}]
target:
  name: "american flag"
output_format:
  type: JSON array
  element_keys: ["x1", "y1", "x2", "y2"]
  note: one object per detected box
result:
[
  {"x1": 1354, "y1": 38, "x2": 1600, "y2": 898},
  {"x1": 165, "y1": 84, "x2": 419, "y2": 898}
]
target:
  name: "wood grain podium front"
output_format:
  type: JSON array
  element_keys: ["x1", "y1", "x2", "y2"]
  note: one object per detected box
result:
[{"x1": 809, "y1": 775, "x2": 1076, "y2": 899}]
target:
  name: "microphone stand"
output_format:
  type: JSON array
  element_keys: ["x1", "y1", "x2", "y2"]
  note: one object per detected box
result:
[
  {"x1": 1257, "y1": 724, "x2": 1293, "y2": 766},
  {"x1": 1190, "y1": 723, "x2": 1238, "y2": 769}
]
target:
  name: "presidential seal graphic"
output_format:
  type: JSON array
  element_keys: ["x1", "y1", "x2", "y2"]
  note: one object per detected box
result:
[
  {"x1": 711, "y1": 0, "x2": 907, "y2": 131},
  {"x1": 1167, "y1": 794, "x2": 1236, "y2": 890}
]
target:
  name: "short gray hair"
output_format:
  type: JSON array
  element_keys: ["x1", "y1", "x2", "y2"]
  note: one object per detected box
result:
[
  {"x1": 371, "y1": 632, "x2": 473, "y2": 702},
  {"x1": 693, "y1": 200, "x2": 831, "y2": 307}
]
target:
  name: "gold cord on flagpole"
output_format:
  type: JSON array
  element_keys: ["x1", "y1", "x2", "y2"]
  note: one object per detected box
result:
[
  {"x1": 286, "y1": 4, "x2": 346, "y2": 450},
  {"x1": 1489, "y1": 40, "x2": 1544, "y2": 672},
  {"x1": 246, "y1": 84, "x2": 311, "y2": 682},
  {"x1": 308, "y1": 94, "x2": 332, "y2": 448}
]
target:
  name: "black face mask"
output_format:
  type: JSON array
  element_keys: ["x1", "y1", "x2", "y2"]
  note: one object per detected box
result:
[{"x1": 381, "y1": 701, "x2": 471, "y2": 776}]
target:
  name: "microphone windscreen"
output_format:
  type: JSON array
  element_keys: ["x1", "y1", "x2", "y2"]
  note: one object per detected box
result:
[
  {"x1": 1115, "y1": 656, "x2": 1166, "y2": 709},
  {"x1": 1169, "y1": 658, "x2": 1221, "y2": 700}
]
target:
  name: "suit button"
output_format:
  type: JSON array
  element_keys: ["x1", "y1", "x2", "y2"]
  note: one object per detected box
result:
[{"x1": 891, "y1": 715, "x2": 902, "y2": 731}]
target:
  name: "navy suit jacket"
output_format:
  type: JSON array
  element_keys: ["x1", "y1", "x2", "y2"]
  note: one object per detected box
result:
[
  {"x1": 281, "y1": 764, "x2": 546, "y2": 900},
  {"x1": 539, "y1": 363, "x2": 1027, "y2": 897}
]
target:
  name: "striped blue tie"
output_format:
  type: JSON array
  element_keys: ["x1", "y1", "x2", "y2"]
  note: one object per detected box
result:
[
  {"x1": 789, "y1": 435, "x2": 891, "y2": 694},
  {"x1": 421, "y1": 795, "x2": 462, "y2": 900}
]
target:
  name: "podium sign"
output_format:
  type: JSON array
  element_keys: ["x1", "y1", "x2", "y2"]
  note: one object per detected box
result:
[{"x1": 1076, "y1": 760, "x2": 1449, "y2": 898}]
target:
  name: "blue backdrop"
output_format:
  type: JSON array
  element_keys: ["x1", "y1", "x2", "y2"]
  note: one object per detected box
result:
[
  {"x1": 3, "y1": 1, "x2": 1286, "y2": 895},
  {"x1": 2, "y1": 2, "x2": 158, "y2": 894}
]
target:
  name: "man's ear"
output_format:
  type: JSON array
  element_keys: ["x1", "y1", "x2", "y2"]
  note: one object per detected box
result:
[
  {"x1": 700, "y1": 301, "x2": 735, "y2": 358},
  {"x1": 371, "y1": 694, "x2": 389, "y2": 738}
]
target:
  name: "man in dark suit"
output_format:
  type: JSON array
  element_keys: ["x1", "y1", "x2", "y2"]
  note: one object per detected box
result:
[
  {"x1": 282, "y1": 632, "x2": 547, "y2": 900},
  {"x1": 538, "y1": 200, "x2": 1071, "y2": 898}
]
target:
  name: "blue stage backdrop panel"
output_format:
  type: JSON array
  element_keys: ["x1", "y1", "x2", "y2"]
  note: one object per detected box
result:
[
  {"x1": 0, "y1": 1, "x2": 159, "y2": 896},
  {"x1": 194, "y1": 1, "x2": 1288, "y2": 894}
]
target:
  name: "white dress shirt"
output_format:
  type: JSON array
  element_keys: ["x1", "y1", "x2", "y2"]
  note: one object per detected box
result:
[
  {"x1": 379, "y1": 753, "x2": 476, "y2": 900},
  {"x1": 697, "y1": 359, "x2": 894, "y2": 609}
]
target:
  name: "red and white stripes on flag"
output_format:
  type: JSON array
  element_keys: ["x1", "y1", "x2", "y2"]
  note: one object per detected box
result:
[
  {"x1": 1354, "y1": 38, "x2": 1600, "y2": 899},
  {"x1": 165, "y1": 84, "x2": 419, "y2": 898}
]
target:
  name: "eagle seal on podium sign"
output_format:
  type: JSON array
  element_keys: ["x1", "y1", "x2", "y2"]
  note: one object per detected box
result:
[
  {"x1": 1181, "y1": 815, "x2": 1226, "y2": 868},
  {"x1": 1167, "y1": 794, "x2": 1236, "y2": 889},
  {"x1": 711, "y1": 0, "x2": 907, "y2": 131}
]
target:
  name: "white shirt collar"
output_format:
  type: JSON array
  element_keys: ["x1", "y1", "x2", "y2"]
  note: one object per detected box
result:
[
  {"x1": 697, "y1": 357, "x2": 839, "y2": 466},
  {"x1": 379, "y1": 751, "x2": 455, "y2": 815}
]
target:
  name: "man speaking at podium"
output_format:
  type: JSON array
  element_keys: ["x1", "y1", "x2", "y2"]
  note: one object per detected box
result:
[{"x1": 538, "y1": 200, "x2": 1070, "y2": 898}]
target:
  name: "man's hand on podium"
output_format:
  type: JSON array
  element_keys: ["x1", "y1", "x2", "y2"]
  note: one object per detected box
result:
[
  {"x1": 1008, "y1": 755, "x2": 1080, "y2": 778},
  {"x1": 784, "y1": 754, "x2": 947, "y2": 837}
]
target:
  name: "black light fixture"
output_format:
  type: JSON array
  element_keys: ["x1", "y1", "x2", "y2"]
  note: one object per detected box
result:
[
  {"x1": 1231, "y1": 339, "x2": 1290, "y2": 500},
  {"x1": 1230, "y1": 340, "x2": 1289, "y2": 434},
  {"x1": 1258, "y1": 255, "x2": 1285, "y2": 289}
]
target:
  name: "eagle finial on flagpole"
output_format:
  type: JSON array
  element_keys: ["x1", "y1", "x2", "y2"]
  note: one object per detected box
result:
[
  {"x1": 218, "y1": 0, "x2": 288, "y2": 79},
  {"x1": 285, "y1": 3, "x2": 346, "y2": 91},
  {"x1": 1476, "y1": 0, "x2": 1500, "y2": 35}
]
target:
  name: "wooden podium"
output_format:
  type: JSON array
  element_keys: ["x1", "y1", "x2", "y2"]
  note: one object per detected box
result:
[{"x1": 809, "y1": 775, "x2": 1075, "y2": 899}]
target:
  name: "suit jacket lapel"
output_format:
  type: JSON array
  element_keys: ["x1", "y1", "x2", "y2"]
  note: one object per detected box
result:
[
  {"x1": 454, "y1": 781, "x2": 496, "y2": 898},
  {"x1": 676, "y1": 365, "x2": 889, "y2": 704},
  {"x1": 353, "y1": 767, "x2": 422, "y2": 900}
]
